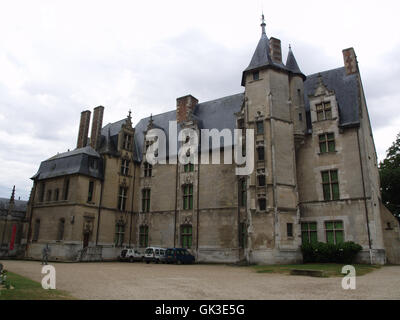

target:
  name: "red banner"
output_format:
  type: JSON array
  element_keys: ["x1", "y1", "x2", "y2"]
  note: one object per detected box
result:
[{"x1": 9, "y1": 224, "x2": 17, "y2": 250}]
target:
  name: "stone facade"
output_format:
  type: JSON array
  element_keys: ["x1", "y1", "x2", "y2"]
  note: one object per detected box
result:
[{"x1": 24, "y1": 19, "x2": 400, "y2": 264}]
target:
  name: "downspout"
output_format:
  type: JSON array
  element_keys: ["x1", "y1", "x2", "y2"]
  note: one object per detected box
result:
[
  {"x1": 357, "y1": 129, "x2": 373, "y2": 264},
  {"x1": 174, "y1": 154, "x2": 178, "y2": 247},
  {"x1": 129, "y1": 160, "x2": 137, "y2": 247},
  {"x1": 196, "y1": 148, "x2": 201, "y2": 260},
  {"x1": 95, "y1": 156, "x2": 106, "y2": 246}
]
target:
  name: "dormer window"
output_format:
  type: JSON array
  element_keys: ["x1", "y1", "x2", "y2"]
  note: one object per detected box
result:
[
  {"x1": 316, "y1": 102, "x2": 332, "y2": 121},
  {"x1": 123, "y1": 133, "x2": 132, "y2": 151}
]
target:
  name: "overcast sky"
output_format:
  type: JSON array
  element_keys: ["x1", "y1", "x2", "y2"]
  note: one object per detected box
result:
[{"x1": 0, "y1": 0, "x2": 399, "y2": 200}]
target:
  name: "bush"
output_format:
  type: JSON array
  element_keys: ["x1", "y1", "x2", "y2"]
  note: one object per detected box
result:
[{"x1": 301, "y1": 242, "x2": 362, "y2": 264}]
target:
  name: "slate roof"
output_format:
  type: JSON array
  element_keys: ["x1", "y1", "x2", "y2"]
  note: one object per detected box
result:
[
  {"x1": 32, "y1": 146, "x2": 103, "y2": 181},
  {"x1": 286, "y1": 47, "x2": 305, "y2": 79},
  {"x1": 303, "y1": 67, "x2": 360, "y2": 130},
  {"x1": 0, "y1": 198, "x2": 27, "y2": 218}
]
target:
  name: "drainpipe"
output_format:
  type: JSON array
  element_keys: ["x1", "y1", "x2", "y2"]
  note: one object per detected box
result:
[
  {"x1": 174, "y1": 153, "x2": 178, "y2": 247},
  {"x1": 356, "y1": 129, "x2": 373, "y2": 264},
  {"x1": 25, "y1": 182, "x2": 37, "y2": 257},
  {"x1": 129, "y1": 160, "x2": 137, "y2": 247},
  {"x1": 95, "y1": 156, "x2": 106, "y2": 246},
  {"x1": 196, "y1": 148, "x2": 201, "y2": 260}
]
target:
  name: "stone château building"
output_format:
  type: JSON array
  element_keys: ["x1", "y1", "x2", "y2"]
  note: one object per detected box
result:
[{"x1": 25, "y1": 17, "x2": 400, "y2": 264}]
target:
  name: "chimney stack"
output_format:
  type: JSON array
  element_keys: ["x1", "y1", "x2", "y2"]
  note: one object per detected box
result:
[
  {"x1": 77, "y1": 110, "x2": 91, "y2": 149},
  {"x1": 90, "y1": 106, "x2": 104, "y2": 150},
  {"x1": 176, "y1": 95, "x2": 198, "y2": 124},
  {"x1": 269, "y1": 37, "x2": 282, "y2": 64},
  {"x1": 342, "y1": 48, "x2": 358, "y2": 75}
]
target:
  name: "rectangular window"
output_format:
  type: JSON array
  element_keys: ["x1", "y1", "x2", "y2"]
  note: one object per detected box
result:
[
  {"x1": 316, "y1": 102, "x2": 332, "y2": 121},
  {"x1": 257, "y1": 147, "x2": 265, "y2": 161},
  {"x1": 256, "y1": 121, "x2": 264, "y2": 135},
  {"x1": 240, "y1": 179, "x2": 247, "y2": 207},
  {"x1": 139, "y1": 225, "x2": 149, "y2": 248},
  {"x1": 325, "y1": 221, "x2": 344, "y2": 244},
  {"x1": 259, "y1": 198, "x2": 266, "y2": 211},
  {"x1": 118, "y1": 187, "x2": 128, "y2": 211},
  {"x1": 253, "y1": 71, "x2": 260, "y2": 81},
  {"x1": 63, "y1": 178, "x2": 70, "y2": 201},
  {"x1": 144, "y1": 162, "x2": 152, "y2": 177},
  {"x1": 239, "y1": 222, "x2": 247, "y2": 248},
  {"x1": 319, "y1": 133, "x2": 335, "y2": 153},
  {"x1": 88, "y1": 181, "x2": 94, "y2": 202},
  {"x1": 115, "y1": 223, "x2": 125, "y2": 247},
  {"x1": 184, "y1": 163, "x2": 194, "y2": 172},
  {"x1": 46, "y1": 190, "x2": 52, "y2": 202},
  {"x1": 257, "y1": 175, "x2": 266, "y2": 187},
  {"x1": 322, "y1": 170, "x2": 340, "y2": 201},
  {"x1": 54, "y1": 189, "x2": 59, "y2": 201},
  {"x1": 301, "y1": 222, "x2": 318, "y2": 244},
  {"x1": 33, "y1": 219, "x2": 40, "y2": 242},
  {"x1": 299, "y1": 113, "x2": 303, "y2": 121},
  {"x1": 123, "y1": 134, "x2": 132, "y2": 150},
  {"x1": 121, "y1": 159, "x2": 130, "y2": 176},
  {"x1": 183, "y1": 184, "x2": 193, "y2": 210},
  {"x1": 39, "y1": 182, "x2": 45, "y2": 203},
  {"x1": 142, "y1": 189, "x2": 151, "y2": 212},
  {"x1": 287, "y1": 223, "x2": 293, "y2": 238},
  {"x1": 57, "y1": 219, "x2": 65, "y2": 241},
  {"x1": 181, "y1": 225, "x2": 192, "y2": 248}
]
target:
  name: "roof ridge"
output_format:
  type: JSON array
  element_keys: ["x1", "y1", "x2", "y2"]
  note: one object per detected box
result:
[{"x1": 306, "y1": 66, "x2": 346, "y2": 78}]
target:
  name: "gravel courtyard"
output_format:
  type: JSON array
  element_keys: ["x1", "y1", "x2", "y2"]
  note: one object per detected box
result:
[{"x1": 1, "y1": 260, "x2": 399, "y2": 300}]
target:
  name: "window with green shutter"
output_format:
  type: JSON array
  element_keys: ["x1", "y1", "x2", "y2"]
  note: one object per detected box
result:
[
  {"x1": 141, "y1": 189, "x2": 151, "y2": 212},
  {"x1": 183, "y1": 184, "x2": 193, "y2": 210},
  {"x1": 321, "y1": 170, "x2": 340, "y2": 201},
  {"x1": 325, "y1": 221, "x2": 344, "y2": 244},
  {"x1": 181, "y1": 225, "x2": 192, "y2": 248},
  {"x1": 301, "y1": 222, "x2": 318, "y2": 244},
  {"x1": 184, "y1": 163, "x2": 194, "y2": 172}
]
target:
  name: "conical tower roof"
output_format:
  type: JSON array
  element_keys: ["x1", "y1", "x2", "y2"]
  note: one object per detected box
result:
[{"x1": 285, "y1": 45, "x2": 306, "y2": 80}]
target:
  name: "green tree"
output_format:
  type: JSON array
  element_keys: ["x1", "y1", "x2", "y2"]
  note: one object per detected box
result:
[{"x1": 379, "y1": 132, "x2": 400, "y2": 220}]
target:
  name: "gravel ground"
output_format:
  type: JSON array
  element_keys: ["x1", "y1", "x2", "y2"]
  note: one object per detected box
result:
[{"x1": 1, "y1": 260, "x2": 399, "y2": 300}]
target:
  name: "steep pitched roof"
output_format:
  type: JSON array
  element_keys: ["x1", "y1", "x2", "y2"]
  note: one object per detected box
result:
[
  {"x1": 286, "y1": 46, "x2": 305, "y2": 80},
  {"x1": 304, "y1": 67, "x2": 360, "y2": 130}
]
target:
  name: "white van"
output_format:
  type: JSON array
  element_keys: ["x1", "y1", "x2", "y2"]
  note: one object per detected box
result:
[{"x1": 144, "y1": 247, "x2": 166, "y2": 264}]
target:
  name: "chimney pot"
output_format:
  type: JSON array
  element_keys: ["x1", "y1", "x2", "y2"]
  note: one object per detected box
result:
[
  {"x1": 269, "y1": 37, "x2": 282, "y2": 64},
  {"x1": 90, "y1": 106, "x2": 105, "y2": 150}
]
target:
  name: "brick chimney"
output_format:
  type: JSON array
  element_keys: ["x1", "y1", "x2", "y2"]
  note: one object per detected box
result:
[
  {"x1": 176, "y1": 95, "x2": 198, "y2": 124},
  {"x1": 269, "y1": 37, "x2": 282, "y2": 64},
  {"x1": 77, "y1": 110, "x2": 91, "y2": 149},
  {"x1": 90, "y1": 106, "x2": 104, "y2": 150},
  {"x1": 343, "y1": 48, "x2": 358, "y2": 75}
]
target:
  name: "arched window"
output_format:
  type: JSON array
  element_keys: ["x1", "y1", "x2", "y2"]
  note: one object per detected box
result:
[{"x1": 57, "y1": 218, "x2": 65, "y2": 241}]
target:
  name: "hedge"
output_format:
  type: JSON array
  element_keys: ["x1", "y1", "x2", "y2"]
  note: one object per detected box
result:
[{"x1": 301, "y1": 241, "x2": 363, "y2": 264}]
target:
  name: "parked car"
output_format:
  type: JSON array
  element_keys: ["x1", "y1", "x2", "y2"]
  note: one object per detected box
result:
[
  {"x1": 165, "y1": 248, "x2": 195, "y2": 264},
  {"x1": 144, "y1": 247, "x2": 166, "y2": 264},
  {"x1": 119, "y1": 248, "x2": 144, "y2": 262}
]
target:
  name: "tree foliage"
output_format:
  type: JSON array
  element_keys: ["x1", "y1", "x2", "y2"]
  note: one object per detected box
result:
[{"x1": 379, "y1": 133, "x2": 400, "y2": 220}]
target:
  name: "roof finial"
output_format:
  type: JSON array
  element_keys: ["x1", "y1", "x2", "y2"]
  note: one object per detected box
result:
[
  {"x1": 128, "y1": 109, "x2": 132, "y2": 120},
  {"x1": 10, "y1": 186, "x2": 15, "y2": 204},
  {"x1": 261, "y1": 13, "x2": 266, "y2": 36},
  {"x1": 289, "y1": 44, "x2": 292, "y2": 50}
]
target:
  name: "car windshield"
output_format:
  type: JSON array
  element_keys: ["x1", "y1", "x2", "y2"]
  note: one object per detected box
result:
[
  {"x1": 145, "y1": 249, "x2": 153, "y2": 254},
  {"x1": 121, "y1": 250, "x2": 127, "y2": 257}
]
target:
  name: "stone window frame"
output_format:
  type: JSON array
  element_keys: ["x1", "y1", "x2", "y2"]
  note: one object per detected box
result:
[
  {"x1": 122, "y1": 132, "x2": 132, "y2": 151},
  {"x1": 325, "y1": 220, "x2": 345, "y2": 244},
  {"x1": 287, "y1": 223, "x2": 294, "y2": 238},
  {"x1": 33, "y1": 219, "x2": 40, "y2": 242},
  {"x1": 54, "y1": 188, "x2": 60, "y2": 202},
  {"x1": 118, "y1": 186, "x2": 128, "y2": 211},
  {"x1": 141, "y1": 188, "x2": 151, "y2": 213},
  {"x1": 139, "y1": 225, "x2": 149, "y2": 248},
  {"x1": 319, "y1": 132, "x2": 336, "y2": 154},
  {"x1": 63, "y1": 178, "x2": 70, "y2": 201},
  {"x1": 316, "y1": 101, "x2": 332, "y2": 121},
  {"x1": 182, "y1": 184, "x2": 194, "y2": 210},
  {"x1": 252, "y1": 71, "x2": 260, "y2": 81},
  {"x1": 258, "y1": 197, "x2": 267, "y2": 212},
  {"x1": 120, "y1": 158, "x2": 130, "y2": 176},
  {"x1": 181, "y1": 224, "x2": 193, "y2": 249},
  {"x1": 321, "y1": 170, "x2": 340, "y2": 201},
  {"x1": 38, "y1": 182, "x2": 46, "y2": 203},
  {"x1": 184, "y1": 163, "x2": 194, "y2": 173},
  {"x1": 87, "y1": 180, "x2": 95, "y2": 203},
  {"x1": 115, "y1": 220, "x2": 125, "y2": 247},
  {"x1": 256, "y1": 120, "x2": 264, "y2": 135},
  {"x1": 310, "y1": 94, "x2": 338, "y2": 124},
  {"x1": 57, "y1": 218, "x2": 65, "y2": 241},
  {"x1": 46, "y1": 189, "x2": 52, "y2": 202},
  {"x1": 301, "y1": 222, "x2": 318, "y2": 244},
  {"x1": 144, "y1": 162, "x2": 153, "y2": 177},
  {"x1": 257, "y1": 146, "x2": 265, "y2": 162}
]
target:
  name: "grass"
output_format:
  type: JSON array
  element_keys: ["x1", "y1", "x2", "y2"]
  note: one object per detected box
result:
[
  {"x1": 0, "y1": 271, "x2": 75, "y2": 300},
  {"x1": 253, "y1": 264, "x2": 381, "y2": 278}
]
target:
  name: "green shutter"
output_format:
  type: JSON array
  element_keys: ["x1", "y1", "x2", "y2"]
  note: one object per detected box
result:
[
  {"x1": 301, "y1": 232, "x2": 309, "y2": 244},
  {"x1": 323, "y1": 184, "x2": 331, "y2": 200},
  {"x1": 310, "y1": 232, "x2": 318, "y2": 244},
  {"x1": 320, "y1": 142, "x2": 327, "y2": 153},
  {"x1": 301, "y1": 223, "x2": 308, "y2": 231},
  {"x1": 332, "y1": 183, "x2": 340, "y2": 200},
  {"x1": 335, "y1": 231, "x2": 344, "y2": 244},
  {"x1": 322, "y1": 172, "x2": 330, "y2": 183},
  {"x1": 310, "y1": 223, "x2": 317, "y2": 231},
  {"x1": 330, "y1": 170, "x2": 338, "y2": 182},
  {"x1": 325, "y1": 222, "x2": 334, "y2": 230},
  {"x1": 326, "y1": 231, "x2": 334, "y2": 244},
  {"x1": 328, "y1": 141, "x2": 335, "y2": 152}
]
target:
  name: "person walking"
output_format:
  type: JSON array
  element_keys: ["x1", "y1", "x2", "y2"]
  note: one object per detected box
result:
[{"x1": 41, "y1": 244, "x2": 50, "y2": 265}]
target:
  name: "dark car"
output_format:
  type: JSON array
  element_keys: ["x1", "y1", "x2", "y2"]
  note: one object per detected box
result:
[{"x1": 165, "y1": 248, "x2": 195, "y2": 264}]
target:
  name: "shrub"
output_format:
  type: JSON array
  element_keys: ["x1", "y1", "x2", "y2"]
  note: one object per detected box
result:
[{"x1": 301, "y1": 242, "x2": 362, "y2": 264}]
